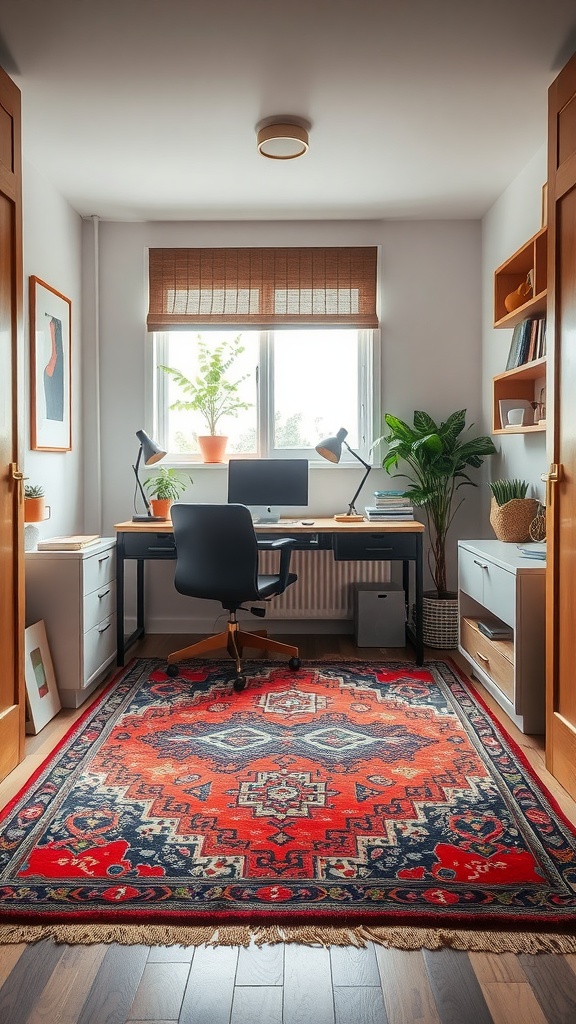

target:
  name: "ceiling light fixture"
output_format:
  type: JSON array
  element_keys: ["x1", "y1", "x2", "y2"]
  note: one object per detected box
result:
[{"x1": 256, "y1": 118, "x2": 310, "y2": 160}]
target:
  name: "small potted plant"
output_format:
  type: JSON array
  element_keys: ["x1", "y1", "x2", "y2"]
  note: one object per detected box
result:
[
  {"x1": 143, "y1": 467, "x2": 192, "y2": 519},
  {"x1": 24, "y1": 483, "x2": 49, "y2": 523},
  {"x1": 489, "y1": 479, "x2": 540, "y2": 542},
  {"x1": 159, "y1": 335, "x2": 252, "y2": 463}
]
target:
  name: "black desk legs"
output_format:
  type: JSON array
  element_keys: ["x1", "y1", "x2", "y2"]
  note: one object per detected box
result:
[
  {"x1": 414, "y1": 533, "x2": 424, "y2": 665},
  {"x1": 116, "y1": 537, "x2": 146, "y2": 666}
]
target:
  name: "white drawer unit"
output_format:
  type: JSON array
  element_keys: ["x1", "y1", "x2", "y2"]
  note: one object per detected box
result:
[
  {"x1": 458, "y1": 539, "x2": 545, "y2": 733},
  {"x1": 25, "y1": 538, "x2": 117, "y2": 708}
]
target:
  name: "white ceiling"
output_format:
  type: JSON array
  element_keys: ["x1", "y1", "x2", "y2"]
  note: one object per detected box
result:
[{"x1": 1, "y1": 0, "x2": 576, "y2": 222}]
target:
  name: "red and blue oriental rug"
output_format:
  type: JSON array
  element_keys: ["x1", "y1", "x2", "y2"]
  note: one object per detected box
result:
[{"x1": 1, "y1": 658, "x2": 576, "y2": 952}]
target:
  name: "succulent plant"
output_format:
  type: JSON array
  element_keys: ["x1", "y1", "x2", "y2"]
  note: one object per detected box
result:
[
  {"x1": 24, "y1": 484, "x2": 45, "y2": 498},
  {"x1": 489, "y1": 479, "x2": 529, "y2": 506}
]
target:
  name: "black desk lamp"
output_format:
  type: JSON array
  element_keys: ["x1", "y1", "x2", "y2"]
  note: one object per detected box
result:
[
  {"x1": 316, "y1": 427, "x2": 371, "y2": 522},
  {"x1": 132, "y1": 428, "x2": 168, "y2": 522}
]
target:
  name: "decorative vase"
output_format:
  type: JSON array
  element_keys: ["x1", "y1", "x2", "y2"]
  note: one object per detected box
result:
[
  {"x1": 504, "y1": 279, "x2": 532, "y2": 313},
  {"x1": 24, "y1": 523, "x2": 40, "y2": 551},
  {"x1": 198, "y1": 435, "x2": 228, "y2": 464},
  {"x1": 489, "y1": 496, "x2": 540, "y2": 543},
  {"x1": 150, "y1": 498, "x2": 172, "y2": 519},
  {"x1": 422, "y1": 591, "x2": 459, "y2": 649}
]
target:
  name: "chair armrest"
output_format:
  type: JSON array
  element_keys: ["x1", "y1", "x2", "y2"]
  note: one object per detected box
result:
[{"x1": 257, "y1": 538, "x2": 295, "y2": 592}]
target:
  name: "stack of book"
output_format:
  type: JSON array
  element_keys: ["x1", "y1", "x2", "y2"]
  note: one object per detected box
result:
[
  {"x1": 364, "y1": 490, "x2": 414, "y2": 521},
  {"x1": 505, "y1": 317, "x2": 547, "y2": 370}
]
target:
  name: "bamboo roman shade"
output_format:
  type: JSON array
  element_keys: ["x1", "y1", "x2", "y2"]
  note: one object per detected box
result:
[{"x1": 147, "y1": 247, "x2": 378, "y2": 330}]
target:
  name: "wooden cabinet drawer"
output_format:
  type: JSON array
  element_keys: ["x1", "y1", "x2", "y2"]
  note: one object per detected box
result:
[
  {"x1": 334, "y1": 533, "x2": 418, "y2": 561},
  {"x1": 84, "y1": 580, "x2": 116, "y2": 633},
  {"x1": 83, "y1": 547, "x2": 116, "y2": 595},
  {"x1": 83, "y1": 614, "x2": 116, "y2": 686},
  {"x1": 461, "y1": 617, "x2": 514, "y2": 701},
  {"x1": 482, "y1": 562, "x2": 515, "y2": 628},
  {"x1": 458, "y1": 546, "x2": 488, "y2": 604}
]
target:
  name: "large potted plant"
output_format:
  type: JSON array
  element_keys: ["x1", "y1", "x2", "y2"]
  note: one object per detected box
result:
[
  {"x1": 143, "y1": 467, "x2": 192, "y2": 519},
  {"x1": 373, "y1": 410, "x2": 496, "y2": 648},
  {"x1": 159, "y1": 336, "x2": 251, "y2": 463}
]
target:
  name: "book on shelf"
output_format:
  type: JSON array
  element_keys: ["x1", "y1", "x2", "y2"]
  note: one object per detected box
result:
[
  {"x1": 373, "y1": 490, "x2": 406, "y2": 497},
  {"x1": 364, "y1": 506, "x2": 414, "y2": 521},
  {"x1": 476, "y1": 619, "x2": 513, "y2": 641},
  {"x1": 372, "y1": 498, "x2": 413, "y2": 507},
  {"x1": 505, "y1": 317, "x2": 546, "y2": 370},
  {"x1": 36, "y1": 535, "x2": 100, "y2": 551}
]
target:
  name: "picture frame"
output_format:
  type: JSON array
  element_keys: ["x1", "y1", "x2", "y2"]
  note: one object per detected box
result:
[
  {"x1": 30, "y1": 276, "x2": 72, "y2": 451},
  {"x1": 24, "y1": 620, "x2": 61, "y2": 734}
]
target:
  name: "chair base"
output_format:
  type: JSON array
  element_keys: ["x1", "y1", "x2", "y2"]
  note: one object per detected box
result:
[{"x1": 167, "y1": 618, "x2": 299, "y2": 676}]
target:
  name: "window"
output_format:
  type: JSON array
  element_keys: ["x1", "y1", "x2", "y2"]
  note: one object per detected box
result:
[
  {"x1": 153, "y1": 327, "x2": 377, "y2": 462},
  {"x1": 147, "y1": 246, "x2": 379, "y2": 462}
]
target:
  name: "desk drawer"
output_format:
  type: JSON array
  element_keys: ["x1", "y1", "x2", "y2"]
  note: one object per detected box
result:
[
  {"x1": 83, "y1": 547, "x2": 115, "y2": 595},
  {"x1": 122, "y1": 532, "x2": 177, "y2": 558},
  {"x1": 333, "y1": 533, "x2": 418, "y2": 561}
]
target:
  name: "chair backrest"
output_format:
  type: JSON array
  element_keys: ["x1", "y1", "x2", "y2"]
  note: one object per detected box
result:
[{"x1": 170, "y1": 503, "x2": 261, "y2": 605}]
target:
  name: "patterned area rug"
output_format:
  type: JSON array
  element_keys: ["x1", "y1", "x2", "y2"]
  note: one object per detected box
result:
[{"x1": 2, "y1": 657, "x2": 576, "y2": 952}]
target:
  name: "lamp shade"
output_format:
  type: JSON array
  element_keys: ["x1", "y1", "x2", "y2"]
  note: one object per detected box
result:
[
  {"x1": 257, "y1": 121, "x2": 309, "y2": 160},
  {"x1": 315, "y1": 428, "x2": 348, "y2": 464},
  {"x1": 136, "y1": 429, "x2": 166, "y2": 465}
]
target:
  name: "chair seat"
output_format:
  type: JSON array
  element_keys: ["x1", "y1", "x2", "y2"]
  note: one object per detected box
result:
[{"x1": 257, "y1": 572, "x2": 298, "y2": 600}]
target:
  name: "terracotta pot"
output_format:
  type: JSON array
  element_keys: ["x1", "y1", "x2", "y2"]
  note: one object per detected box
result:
[
  {"x1": 198, "y1": 435, "x2": 228, "y2": 464},
  {"x1": 24, "y1": 497, "x2": 50, "y2": 523},
  {"x1": 150, "y1": 498, "x2": 172, "y2": 519},
  {"x1": 504, "y1": 279, "x2": 532, "y2": 313}
]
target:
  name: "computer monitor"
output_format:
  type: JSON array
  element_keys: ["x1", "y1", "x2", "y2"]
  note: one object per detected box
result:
[{"x1": 227, "y1": 458, "x2": 309, "y2": 523}]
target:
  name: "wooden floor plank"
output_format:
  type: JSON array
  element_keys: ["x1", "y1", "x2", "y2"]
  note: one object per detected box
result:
[
  {"x1": 374, "y1": 947, "x2": 441, "y2": 1024},
  {"x1": 283, "y1": 944, "x2": 335, "y2": 1024},
  {"x1": 0, "y1": 943, "x2": 26, "y2": 988},
  {"x1": 147, "y1": 945, "x2": 194, "y2": 964},
  {"x1": 422, "y1": 949, "x2": 493, "y2": 1024},
  {"x1": 478, "y1": 981, "x2": 548, "y2": 1024},
  {"x1": 26, "y1": 943, "x2": 108, "y2": 1024},
  {"x1": 0, "y1": 939, "x2": 65, "y2": 1024},
  {"x1": 330, "y1": 942, "x2": 381, "y2": 986},
  {"x1": 178, "y1": 944, "x2": 239, "y2": 1024},
  {"x1": 334, "y1": 985, "x2": 389, "y2": 1024},
  {"x1": 235, "y1": 939, "x2": 284, "y2": 985},
  {"x1": 127, "y1": 961, "x2": 190, "y2": 1021},
  {"x1": 76, "y1": 943, "x2": 149, "y2": 1024},
  {"x1": 518, "y1": 953, "x2": 576, "y2": 1024},
  {"x1": 230, "y1": 985, "x2": 283, "y2": 1024}
]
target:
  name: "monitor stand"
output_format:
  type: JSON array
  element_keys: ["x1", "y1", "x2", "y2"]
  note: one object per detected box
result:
[{"x1": 250, "y1": 506, "x2": 281, "y2": 524}]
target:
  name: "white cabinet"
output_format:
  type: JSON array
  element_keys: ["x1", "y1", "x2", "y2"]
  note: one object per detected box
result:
[
  {"x1": 25, "y1": 539, "x2": 117, "y2": 708},
  {"x1": 457, "y1": 539, "x2": 545, "y2": 733}
]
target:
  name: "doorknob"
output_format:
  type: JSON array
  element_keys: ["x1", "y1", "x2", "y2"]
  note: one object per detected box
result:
[
  {"x1": 541, "y1": 464, "x2": 562, "y2": 507},
  {"x1": 9, "y1": 463, "x2": 27, "y2": 497}
]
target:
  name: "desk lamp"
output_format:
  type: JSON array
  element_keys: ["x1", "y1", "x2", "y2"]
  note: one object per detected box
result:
[
  {"x1": 315, "y1": 427, "x2": 371, "y2": 522},
  {"x1": 132, "y1": 429, "x2": 167, "y2": 522}
]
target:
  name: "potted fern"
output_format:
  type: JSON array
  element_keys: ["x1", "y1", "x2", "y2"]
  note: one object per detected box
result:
[
  {"x1": 373, "y1": 410, "x2": 496, "y2": 648},
  {"x1": 159, "y1": 336, "x2": 251, "y2": 463},
  {"x1": 143, "y1": 467, "x2": 192, "y2": 519},
  {"x1": 489, "y1": 479, "x2": 539, "y2": 542}
]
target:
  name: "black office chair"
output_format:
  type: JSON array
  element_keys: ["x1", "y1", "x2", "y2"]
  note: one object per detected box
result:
[{"x1": 166, "y1": 503, "x2": 301, "y2": 691}]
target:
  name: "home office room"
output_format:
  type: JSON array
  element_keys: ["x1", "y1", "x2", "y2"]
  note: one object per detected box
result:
[{"x1": 2, "y1": 2, "x2": 576, "y2": 1022}]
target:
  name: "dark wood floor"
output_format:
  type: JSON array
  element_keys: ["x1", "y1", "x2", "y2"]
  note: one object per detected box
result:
[{"x1": 1, "y1": 633, "x2": 576, "y2": 1024}]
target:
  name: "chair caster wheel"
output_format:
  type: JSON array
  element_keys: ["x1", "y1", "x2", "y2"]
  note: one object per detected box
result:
[
  {"x1": 166, "y1": 664, "x2": 179, "y2": 677},
  {"x1": 288, "y1": 657, "x2": 301, "y2": 671},
  {"x1": 233, "y1": 675, "x2": 247, "y2": 692}
]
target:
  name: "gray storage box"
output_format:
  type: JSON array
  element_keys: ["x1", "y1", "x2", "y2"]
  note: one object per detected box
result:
[{"x1": 354, "y1": 582, "x2": 406, "y2": 647}]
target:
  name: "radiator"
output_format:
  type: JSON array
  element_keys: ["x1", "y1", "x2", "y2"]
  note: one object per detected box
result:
[{"x1": 259, "y1": 549, "x2": 390, "y2": 619}]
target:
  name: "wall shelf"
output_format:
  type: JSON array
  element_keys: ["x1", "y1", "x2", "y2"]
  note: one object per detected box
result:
[
  {"x1": 492, "y1": 356, "x2": 546, "y2": 433},
  {"x1": 493, "y1": 227, "x2": 547, "y2": 328}
]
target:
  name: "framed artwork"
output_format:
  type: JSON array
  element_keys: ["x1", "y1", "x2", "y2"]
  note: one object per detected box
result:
[
  {"x1": 30, "y1": 276, "x2": 72, "y2": 451},
  {"x1": 24, "y1": 620, "x2": 61, "y2": 734}
]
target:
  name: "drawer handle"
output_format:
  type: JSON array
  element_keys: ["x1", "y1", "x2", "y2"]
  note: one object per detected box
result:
[
  {"x1": 473, "y1": 559, "x2": 488, "y2": 569},
  {"x1": 476, "y1": 651, "x2": 490, "y2": 664},
  {"x1": 149, "y1": 545, "x2": 176, "y2": 552},
  {"x1": 97, "y1": 589, "x2": 110, "y2": 599},
  {"x1": 98, "y1": 555, "x2": 110, "y2": 563},
  {"x1": 98, "y1": 623, "x2": 111, "y2": 634},
  {"x1": 366, "y1": 546, "x2": 393, "y2": 552}
]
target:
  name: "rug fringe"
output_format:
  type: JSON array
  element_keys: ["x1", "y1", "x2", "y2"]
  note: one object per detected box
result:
[{"x1": 1, "y1": 922, "x2": 575, "y2": 954}]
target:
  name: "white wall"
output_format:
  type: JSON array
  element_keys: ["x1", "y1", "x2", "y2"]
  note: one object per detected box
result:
[
  {"x1": 481, "y1": 147, "x2": 548, "y2": 527},
  {"x1": 22, "y1": 159, "x2": 83, "y2": 541},
  {"x1": 89, "y1": 218, "x2": 483, "y2": 629}
]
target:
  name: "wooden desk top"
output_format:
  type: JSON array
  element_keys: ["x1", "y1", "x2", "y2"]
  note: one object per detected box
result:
[{"x1": 114, "y1": 517, "x2": 424, "y2": 534}]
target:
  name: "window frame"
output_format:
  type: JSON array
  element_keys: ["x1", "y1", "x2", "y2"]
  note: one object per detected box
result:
[{"x1": 150, "y1": 327, "x2": 381, "y2": 465}]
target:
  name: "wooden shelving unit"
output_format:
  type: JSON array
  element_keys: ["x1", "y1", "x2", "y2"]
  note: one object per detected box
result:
[
  {"x1": 492, "y1": 227, "x2": 547, "y2": 434},
  {"x1": 493, "y1": 227, "x2": 547, "y2": 328}
]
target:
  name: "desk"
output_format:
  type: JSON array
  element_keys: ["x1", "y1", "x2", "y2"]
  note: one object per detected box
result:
[{"x1": 114, "y1": 518, "x2": 425, "y2": 666}]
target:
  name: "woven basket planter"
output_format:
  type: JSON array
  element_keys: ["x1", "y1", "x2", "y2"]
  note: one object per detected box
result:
[
  {"x1": 422, "y1": 592, "x2": 459, "y2": 649},
  {"x1": 489, "y1": 496, "x2": 540, "y2": 543}
]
